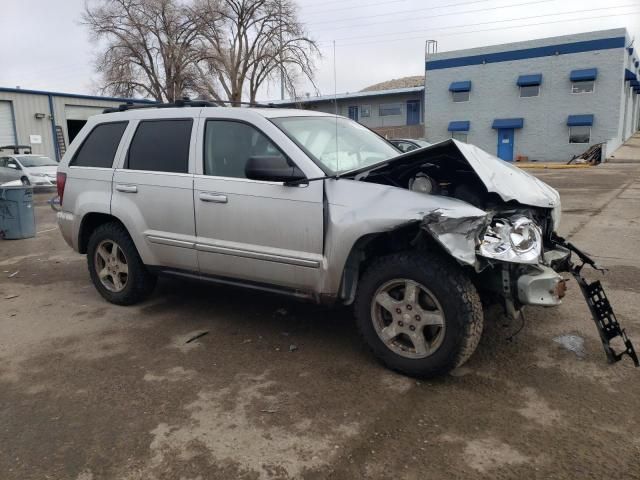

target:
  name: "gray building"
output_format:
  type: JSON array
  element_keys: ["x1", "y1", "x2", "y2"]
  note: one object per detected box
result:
[
  {"x1": 424, "y1": 28, "x2": 640, "y2": 161},
  {"x1": 0, "y1": 87, "x2": 155, "y2": 161},
  {"x1": 272, "y1": 86, "x2": 425, "y2": 139}
]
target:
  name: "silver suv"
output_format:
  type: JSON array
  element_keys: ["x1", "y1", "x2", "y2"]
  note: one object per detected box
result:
[{"x1": 56, "y1": 102, "x2": 637, "y2": 377}]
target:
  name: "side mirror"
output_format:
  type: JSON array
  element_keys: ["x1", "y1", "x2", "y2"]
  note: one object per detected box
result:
[
  {"x1": 7, "y1": 163, "x2": 17, "y2": 169},
  {"x1": 245, "y1": 155, "x2": 306, "y2": 184}
]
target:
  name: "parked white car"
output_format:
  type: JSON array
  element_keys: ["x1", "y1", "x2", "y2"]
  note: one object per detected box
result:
[{"x1": 0, "y1": 154, "x2": 58, "y2": 187}]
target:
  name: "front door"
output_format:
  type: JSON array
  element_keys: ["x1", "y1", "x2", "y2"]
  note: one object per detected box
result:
[
  {"x1": 194, "y1": 119, "x2": 324, "y2": 291},
  {"x1": 406, "y1": 100, "x2": 420, "y2": 125},
  {"x1": 497, "y1": 128, "x2": 515, "y2": 161},
  {"x1": 348, "y1": 106, "x2": 358, "y2": 122}
]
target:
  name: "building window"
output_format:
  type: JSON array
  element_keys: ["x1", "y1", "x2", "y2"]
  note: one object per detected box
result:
[
  {"x1": 379, "y1": 103, "x2": 402, "y2": 116},
  {"x1": 571, "y1": 80, "x2": 594, "y2": 94},
  {"x1": 451, "y1": 132, "x2": 468, "y2": 143},
  {"x1": 519, "y1": 85, "x2": 540, "y2": 97},
  {"x1": 360, "y1": 105, "x2": 371, "y2": 117},
  {"x1": 451, "y1": 91, "x2": 469, "y2": 103},
  {"x1": 569, "y1": 126, "x2": 591, "y2": 144}
]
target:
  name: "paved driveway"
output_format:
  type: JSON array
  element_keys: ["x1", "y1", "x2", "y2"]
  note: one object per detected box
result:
[{"x1": 1, "y1": 165, "x2": 639, "y2": 479}]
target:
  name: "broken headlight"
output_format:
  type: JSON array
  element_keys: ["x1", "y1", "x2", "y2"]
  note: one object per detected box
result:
[{"x1": 479, "y1": 216, "x2": 542, "y2": 264}]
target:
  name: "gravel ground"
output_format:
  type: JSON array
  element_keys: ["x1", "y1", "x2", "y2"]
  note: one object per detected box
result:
[{"x1": 1, "y1": 164, "x2": 639, "y2": 480}]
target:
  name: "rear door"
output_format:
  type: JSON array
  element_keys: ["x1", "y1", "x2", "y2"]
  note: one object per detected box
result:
[
  {"x1": 111, "y1": 114, "x2": 198, "y2": 271},
  {"x1": 193, "y1": 117, "x2": 324, "y2": 291}
]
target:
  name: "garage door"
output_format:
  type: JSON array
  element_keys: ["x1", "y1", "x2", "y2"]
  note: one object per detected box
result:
[
  {"x1": 0, "y1": 101, "x2": 16, "y2": 145},
  {"x1": 64, "y1": 105, "x2": 104, "y2": 121}
]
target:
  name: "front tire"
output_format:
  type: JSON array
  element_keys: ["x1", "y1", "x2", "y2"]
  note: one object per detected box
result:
[
  {"x1": 20, "y1": 176, "x2": 30, "y2": 186},
  {"x1": 87, "y1": 222, "x2": 156, "y2": 305},
  {"x1": 354, "y1": 252, "x2": 483, "y2": 378}
]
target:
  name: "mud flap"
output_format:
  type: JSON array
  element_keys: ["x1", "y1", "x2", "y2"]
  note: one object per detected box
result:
[{"x1": 552, "y1": 235, "x2": 639, "y2": 367}]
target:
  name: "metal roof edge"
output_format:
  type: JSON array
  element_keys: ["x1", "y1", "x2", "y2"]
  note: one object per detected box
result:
[
  {"x1": 268, "y1": 85, "x2": 425, "y2": 105},
  {"x1": 0, "y1": 86, "x2": 157, "y2": 104}
]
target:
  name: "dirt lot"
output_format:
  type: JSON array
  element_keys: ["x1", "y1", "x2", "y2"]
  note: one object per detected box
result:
[{"x1": 1, "y1": 164, "x2": 640, "y2": 480}]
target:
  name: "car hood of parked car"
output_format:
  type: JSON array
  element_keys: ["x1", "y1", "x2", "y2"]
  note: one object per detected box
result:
[{"x1": 344, "y1": 139, "x2": 560, "y2": 209}]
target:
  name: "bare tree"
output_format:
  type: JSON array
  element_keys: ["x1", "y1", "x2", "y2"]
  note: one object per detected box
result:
[
  {"x1": 83, "y1": 0, "x2": 201, "y2": 102},
  {"x1": 191, "y1": 0, "x2": 320, "y2": 104}
]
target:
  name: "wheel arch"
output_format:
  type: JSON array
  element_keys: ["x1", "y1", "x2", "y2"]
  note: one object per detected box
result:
[
  {"x1": 78, "y1": 212, "x2": 127, "y2": 254},
  {"x1": 337, "y1": 222, "x2": 451, "y2": 305}
]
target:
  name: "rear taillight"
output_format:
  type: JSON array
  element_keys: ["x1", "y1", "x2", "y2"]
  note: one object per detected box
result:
[{"x1": 56, "y1": 172, "x2": 67, "y2": 205}]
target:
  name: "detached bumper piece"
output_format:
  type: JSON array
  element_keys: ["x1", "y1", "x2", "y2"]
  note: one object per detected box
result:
[
  {"x1": 576, "y1": 277, "x2": 638, "y2": 366},
  {"x1": 552, "y1": 234, "x2": 639, "y2": 367}
]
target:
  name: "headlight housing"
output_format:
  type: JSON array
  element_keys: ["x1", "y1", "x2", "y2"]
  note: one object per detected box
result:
[
  {"x1": 479, "y1": 216, "x2": 542, "y2": 264},
  {"x1": 29, "y1": 172, "x2": 46, "y2": 177}
]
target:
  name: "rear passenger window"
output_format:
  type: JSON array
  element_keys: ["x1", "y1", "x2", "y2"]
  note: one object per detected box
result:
[
  {"x1": 204, "y1": 120, "x2": 286, "y2": 178},
  {"x1": 127, "y1": 119, "x2": 192, "y2": 173},
  {"x1": 71, "y1": 122, "x2": 127, "y2": 168}
]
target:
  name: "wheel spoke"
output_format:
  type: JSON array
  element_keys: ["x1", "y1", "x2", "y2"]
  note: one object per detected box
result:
[
  {"x1": 112, "y1": 273, "x2": 124, "y2": 291},
  {"x1": 420, "y1": 310, "x2": 445, "y2": 326},
  {"x1": 379, "y1": 324, "x2": 399, "y2": 344},
  {"x1": 117, "y1": 261, "x2": 128, "y2": 275},
  {"x1": 375, "y1": 291, "x2": 399, "y2": 313},
  {"x1": 110, "y1": 243, "x2": 119, "y2": 260},
  {"x1": 408, "y1": 330, "x2": 428, "y2": 356},
  {"x1": 404, "y1": 281, "x2": 419, "y2": 304},
  {"x1": 98, "y1": 267, "x2": 110, "y2": 280},
  {"x1": 97, "y1": 245, "x2": 110, "y2": 263}
]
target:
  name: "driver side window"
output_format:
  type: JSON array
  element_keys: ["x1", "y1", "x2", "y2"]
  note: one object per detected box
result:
[
  {"x1": 203, "y1": 120, "x2": 289, "y2": 179},
  {"x1": 0, "y1": 157, "x2": 7, "y2": 168}
]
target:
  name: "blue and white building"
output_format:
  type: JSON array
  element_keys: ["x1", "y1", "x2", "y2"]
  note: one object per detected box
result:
[{"x1": 424, "y1": 28, "x2": 640, "y2": 161}]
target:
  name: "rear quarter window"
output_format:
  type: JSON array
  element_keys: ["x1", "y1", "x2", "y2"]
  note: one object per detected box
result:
[
  {"x1": 126, "y1": 119, "x2": 192, "y2": 173},
  {"x1": 70, "y1": 122, "x2": 128, "y2": 168}
]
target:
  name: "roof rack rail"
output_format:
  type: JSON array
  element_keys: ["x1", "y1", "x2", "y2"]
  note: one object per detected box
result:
[
  {"x1": 103, "y1": 97, "x2": 279, "y2": 113},
  {"x1": 0, "y1": 145, "x2": 32, "y2": 154}
]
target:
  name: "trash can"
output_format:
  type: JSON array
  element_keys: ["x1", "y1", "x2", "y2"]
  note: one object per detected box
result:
[{"x1": 0, "y1": 186, "x2": 36, "y2": 240}]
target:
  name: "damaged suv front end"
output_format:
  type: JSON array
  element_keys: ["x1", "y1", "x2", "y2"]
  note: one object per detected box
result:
[{"x1": 337, "y1": 139, "x2": 637, "y2": 367}]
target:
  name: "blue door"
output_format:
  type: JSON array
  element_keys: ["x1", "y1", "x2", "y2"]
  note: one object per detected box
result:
[
  {"x1": 406, "y1": 100, "x2": 420, "y2": 125},
  {"x1": 497, "y1": 128, "x2": 515, "y2": 161},
  {"x1": 348, "y1": 106, "x2": 358, "y2": 122}
]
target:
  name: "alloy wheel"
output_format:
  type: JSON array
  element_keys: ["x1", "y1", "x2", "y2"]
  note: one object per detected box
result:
[{"x1": 370, "y1": 279, "x2": 446, "y2": 359}]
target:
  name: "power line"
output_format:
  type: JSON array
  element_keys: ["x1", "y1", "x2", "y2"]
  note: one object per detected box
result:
[
  {"x1": 305, "y1": 0, "x2": 554, "y2": 26},
  {"x1": 303, "y1": 0, "x2": 488, "y2": 17},
  {"x1": 329, "y1": 10, "x2": 639, "y2": 47},
  {"x1": 322, "y1": 4, "x2": 638, "y2": 43},
  {"x1": 310, "y1": 0, "x2": 552, "y2": 32}
]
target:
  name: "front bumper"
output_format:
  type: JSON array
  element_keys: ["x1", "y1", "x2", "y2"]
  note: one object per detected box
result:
[
  {"x1": 514, "y1": 246, "x2": 570, "y2": 307},
  {"x1": 30, "y1": 177, "x2": 56, "y2": 186},
  {"x1": 517, "y1": 265, "x2": 565, "y2": 306}
]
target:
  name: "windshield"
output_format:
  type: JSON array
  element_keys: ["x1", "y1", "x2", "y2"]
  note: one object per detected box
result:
[
  {"x1": 19, "y1": 156, "x2": 57, "y2": 168},
  {"x1": 271, "y1": 116, "x2": 399, "y2": 174}
]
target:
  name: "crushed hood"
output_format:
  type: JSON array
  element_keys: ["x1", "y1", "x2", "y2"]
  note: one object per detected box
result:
[{"x1": 347, "y1": 139, "x2": 560, "y2": 209}]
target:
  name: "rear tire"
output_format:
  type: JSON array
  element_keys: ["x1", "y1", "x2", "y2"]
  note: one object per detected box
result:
[
  {"x1": 354, "y1": 251, "x2": 483, "y2": 378},
  {"x1": 87, "y1": 222, "x2": 156, "y2": 305}
]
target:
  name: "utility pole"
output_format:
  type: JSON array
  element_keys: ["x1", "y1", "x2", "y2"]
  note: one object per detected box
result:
[{"x1": 279, "y1": 0, "x2": 285, "y2": 100}]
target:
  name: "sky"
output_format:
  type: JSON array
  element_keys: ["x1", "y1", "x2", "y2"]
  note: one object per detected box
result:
[{"x1": 0, "y1": 0, "x2": 638, "y2": 101}]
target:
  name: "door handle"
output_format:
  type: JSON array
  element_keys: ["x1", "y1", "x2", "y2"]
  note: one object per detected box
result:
[
  {"x1": 115, "y1": 184, "x2": 138, "y2": 193},
  {"x1": 199, "y1": 192, "x2": 228, "y2": 204}
]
